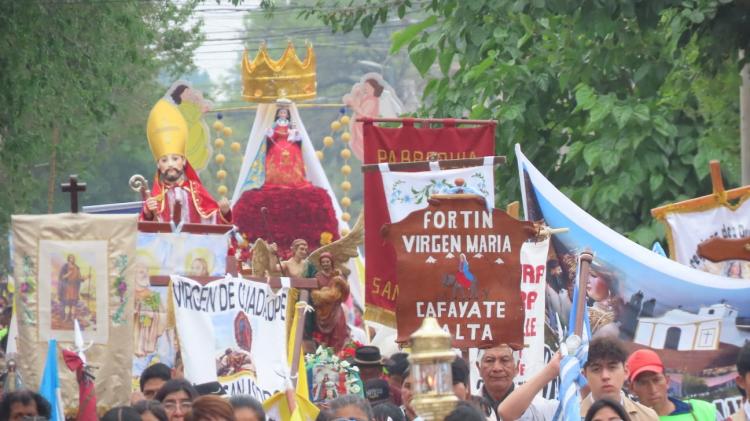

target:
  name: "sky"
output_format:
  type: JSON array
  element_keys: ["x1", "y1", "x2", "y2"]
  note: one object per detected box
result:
[{"x1": 189, "y1": 1, "x2": 259, "y2": 89}]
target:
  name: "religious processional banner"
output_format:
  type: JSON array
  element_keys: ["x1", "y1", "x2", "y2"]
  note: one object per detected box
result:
[
  {"x1": 467, "y1": 238, "x2": 550, "y2": 394},
  {"x1": 11, "y1": 213, "x2": 137, "y2": 412},
  {"x1": 516, "y1": 144, "x2": 750, "y2": 415},
  {"x1": 654, "y1": 199, "x2": 750, "y2": 278},
  {"x1": 170, "y1": 275, "x2": 289, "y2": 400},
  {"x1": 382, "y1": 194, "x2": 536, "y2": 348},
  {"x1": 363, "y1": 119, "x2": 495, "y2": 326},
  {"x1": 132, "y1": 231, "x2": 229, "y2": 386}
]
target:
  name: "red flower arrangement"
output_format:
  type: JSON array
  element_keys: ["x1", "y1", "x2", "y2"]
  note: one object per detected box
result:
[
  {"x1": 337, "y1": 339, "x2": 364, "y2": 360},
  {"x1": 232, "y1": 185, "x2": 340, "y2": 259}
]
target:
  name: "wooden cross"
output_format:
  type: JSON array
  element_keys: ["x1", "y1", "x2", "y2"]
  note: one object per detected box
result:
[{"x1": 61, "y1": 174, "x2": 87, "y2": 213}]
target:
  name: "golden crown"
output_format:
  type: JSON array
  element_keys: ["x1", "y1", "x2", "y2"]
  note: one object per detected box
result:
[{"x1": 241, "y1": 42, "x2": 317, "y2": 103}]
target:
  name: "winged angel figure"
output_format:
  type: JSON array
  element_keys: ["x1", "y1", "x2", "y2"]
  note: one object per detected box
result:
[
  {"x1": 250, "y1": 212, "x2": 363, "y2": 280},
  {"x1": 250, "y1": 214, "x2": 363, "y2": 352}
]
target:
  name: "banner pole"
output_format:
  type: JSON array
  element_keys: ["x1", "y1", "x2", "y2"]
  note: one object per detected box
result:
[
  {"x1": 361, "y1": 156, "x2": 506, "y2": 173},
  {"x1": 575, "y1": 251, "x2": 594, "y2": 336},
  {"x1": 356, "y1": 117, "x2": 496, "y2": 125},
  {"x1": 290, "y1": 302, "x2": 308, "y2": 388}
]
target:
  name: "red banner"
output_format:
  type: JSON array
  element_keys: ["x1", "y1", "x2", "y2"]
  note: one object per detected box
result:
[{"x1": 363, "y1": 118, "x2": 495, "y2": 326}]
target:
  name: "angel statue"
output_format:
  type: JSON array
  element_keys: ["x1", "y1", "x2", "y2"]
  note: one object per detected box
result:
[
  {"x1": 304, "y1": 214, "x2": 364, "y2": 352},
  {"x1": 249, "y1": 214, "x2": 364, "y2": 353},
  {"x1": 343, "y1": 73, "x2": 404, "y2": 161}
]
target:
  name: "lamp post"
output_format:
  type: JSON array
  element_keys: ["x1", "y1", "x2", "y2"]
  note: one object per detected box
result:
[{"x1": 408, "y1": 318, "x2": 458, "y2": 421}]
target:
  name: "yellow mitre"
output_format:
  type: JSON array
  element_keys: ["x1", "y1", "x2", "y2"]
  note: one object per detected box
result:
[
  {"x1": 146, "y1": 98, "x2": 188, "y2": 161},
  {"x1": 241, "y1": 41, "x2": 317, "y2": 103}
]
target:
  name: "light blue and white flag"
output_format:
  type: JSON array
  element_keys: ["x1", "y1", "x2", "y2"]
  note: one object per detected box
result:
[{"x1": 39, "y1": 339, "x2": 64, "y2": 421}]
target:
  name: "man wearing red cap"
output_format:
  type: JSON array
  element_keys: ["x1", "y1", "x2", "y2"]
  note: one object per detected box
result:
[{"x1": 626, "y1": 349, "x2": 718, "y2": 421}]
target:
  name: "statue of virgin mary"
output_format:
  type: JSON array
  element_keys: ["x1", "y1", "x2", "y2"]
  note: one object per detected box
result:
[{"x1": 230, "y1": 99, "x2": 346, "y2": 259}]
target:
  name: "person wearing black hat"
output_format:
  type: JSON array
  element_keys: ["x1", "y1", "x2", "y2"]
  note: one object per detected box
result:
[
  {"x1": 354, "y1": 346, "x2": 385, "y2": 383},
  {"x1": 356, "y1": 346, "x2": 403, "y2": 406}
]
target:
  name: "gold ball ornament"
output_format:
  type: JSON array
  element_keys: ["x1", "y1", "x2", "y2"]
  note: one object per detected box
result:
[
  {"x1": 215, "y1": 153, "x2": 226, "y2": 165},
  {"x1": 230, "y1": 142, "x2": 242, "y2": 153},
  {"x1": 323, "y1": 136, "x2": 334, "y2": 147},
  {"x1": 341, "y1": 165, "x2": 352, "y2": 175},
  {"x1": 341, "y1": 197, "x2": 351, "y2": 208},
  {"x1": 340, "y1": 149, "x2": 352, "y2": 159},
  {"x1": 216, "y1": 169, "x2": 227, "y2": 180},
  {"x1": 330, "y1": 121, "x2": 342, "y2": 131},
  {"x1": 316, "y1": 150, "x2": 324, "y2": 160},
  {"x1": 340, "y1": 228, "x2": 350, "y2": 237},
  {"x1": 213, "y1": 121, "x2": 224, "y2": 131},
  {"x1": 341, "y1": 132, "x2": 351, "y2": 143},
  {"x1": 223, "y1": 127, "x2": 233, "y2": 137},
  {"x1": 217, "y1": 185, "x2": 228, "y2": 195},
  {"x1": 340, "y1": 181, "x2": 351, "y2": 191},
  {"x1": 340, "y1": 115, "x2": 351, "y2": 125},
  {"x1": 214, "y1": 138, "x2": 225, "y2": 148},
  {"x1": 341, "y1": 212, "x2": 351, "y2": 222}
]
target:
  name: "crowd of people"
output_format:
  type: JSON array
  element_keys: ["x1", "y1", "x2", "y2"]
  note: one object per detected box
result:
[{"x1": 0, "y1": 336, "x2": 748, "y2": 421}]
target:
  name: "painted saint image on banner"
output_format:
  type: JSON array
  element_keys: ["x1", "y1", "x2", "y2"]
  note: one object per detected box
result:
[
  {"x1": 213, "y1": 311, "x2": 257, "y2": 379},
  {"x1": 52, "y1": 253, "x2": 96, "y2": 330},
  {"x1": 38, "y1": 240, "x2": 109, "y2": 344}
]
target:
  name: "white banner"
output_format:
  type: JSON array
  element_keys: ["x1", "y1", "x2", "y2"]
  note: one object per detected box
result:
[
  {"x1": 171, "y1": 276, "x2": 289, "y2": 400},
  {"x1": 516, "y1": 238, "x2": 549, "y2": 384},
  {"x1": 664, "y1": 200, "x2": 750, "y2": 278},
  {"x1": 381, "y1": 164, "x2": 495, "y2": 223},
  {"x1": 468, "y1": 239, "x2": 549, "y2": 394}
]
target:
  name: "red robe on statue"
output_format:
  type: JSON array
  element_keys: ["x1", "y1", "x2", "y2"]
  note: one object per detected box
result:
[{"x1": 140, "y1": 161, "x2": 231, "y2": 224}]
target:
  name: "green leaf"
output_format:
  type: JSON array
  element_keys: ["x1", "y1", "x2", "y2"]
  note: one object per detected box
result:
[
  {"x1": 438, "y1": 50, "x2": 454, "y2": 76},
  {"x1": 360, "y1": 15, "x2": 375, "y2": 37},
  {"x1": 397, "y1": 4, "x2": 407, "y2": 19},
  {"x1": 613, "y1": 106, "x2": 633, "y2": 129},
  {"x1": 649, "y1": 173, "x2": 664, "y2": 191},
  {"x1": 589, "y1": 96, "x2": 614, "y2": 124},
  {"x1": 653, "y1": 115, "x2": 677, "y2": 138},
  {"x1": 466, "y1": 56, "x2": 495, "y2": 81},
  {"x1": 575, "y1": 84, "x2": 597, "y2": 111},
  {"x1": 390, "y1": 15, "x2": 438, "y2": 54},
  {"x1": 410, "y1": 45, "x2": 438, "y2": 76},
  {"x1": 583, "y1": 144, "x2": 601, "y2": 168},
  {"x1": 565, "y1": 141, "x2": 585, "y2": 162},
  {"x1": 500, "y1": 103, "x2": 524, "y2": 121},
  {"x1": 632, "y1": 104, "x2": 650, "y2": 122}
]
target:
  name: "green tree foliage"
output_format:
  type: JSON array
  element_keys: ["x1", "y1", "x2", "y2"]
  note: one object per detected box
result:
[
  {"x1": 300, "y1": 0, "x2": 750, "y2": 245},
  {"x1": 0, "y1": 0, "x2": 204, "y2": 270}
]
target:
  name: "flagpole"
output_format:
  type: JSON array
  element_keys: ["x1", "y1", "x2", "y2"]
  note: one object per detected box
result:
[{"x1": 574, "y1": 251, "x2": 593, "y2": 336}]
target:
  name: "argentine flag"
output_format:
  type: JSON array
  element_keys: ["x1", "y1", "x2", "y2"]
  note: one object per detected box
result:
[{"x1": 39, "y1": 339, "x2": 64, "y2": 421}]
